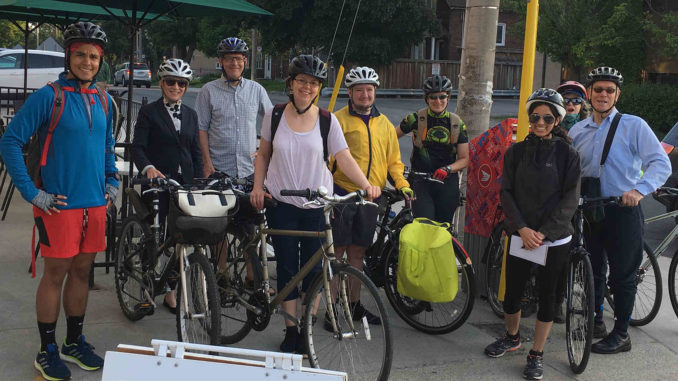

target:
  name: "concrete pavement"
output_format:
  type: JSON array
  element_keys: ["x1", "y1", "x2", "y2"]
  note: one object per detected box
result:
[{"x1": 1, "y1": 195, "x2": 678, "y2": 380}]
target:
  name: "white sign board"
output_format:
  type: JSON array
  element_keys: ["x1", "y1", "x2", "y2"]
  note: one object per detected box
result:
[{"x1": 431, "y1": 63, "x2": 440, "y2": 75}]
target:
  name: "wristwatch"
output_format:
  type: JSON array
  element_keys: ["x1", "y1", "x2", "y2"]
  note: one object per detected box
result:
[{"x1": 445, "y1": 165, "x2": 454, "y2": 174}]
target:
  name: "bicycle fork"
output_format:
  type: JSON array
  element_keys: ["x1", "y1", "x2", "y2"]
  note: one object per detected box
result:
[{"x1": 178, "y1": 244, "x2": 208, "y2": 320}]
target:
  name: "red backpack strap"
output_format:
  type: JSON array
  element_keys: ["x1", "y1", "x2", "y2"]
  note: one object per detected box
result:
[
  {"x1": 95, "y1": 86, "x2": 109, "y2": 116},
  {"x1": 40, "y1": 83, "x2": 66, "y2": 167}
]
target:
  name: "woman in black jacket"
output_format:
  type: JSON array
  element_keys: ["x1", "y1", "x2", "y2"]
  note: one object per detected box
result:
[
  {"x1": 484, "y1": 89, "x2": 581, "y2": 380},
  {"x1": 131, "y1": 58, "x2": 203, "y2": 313}
]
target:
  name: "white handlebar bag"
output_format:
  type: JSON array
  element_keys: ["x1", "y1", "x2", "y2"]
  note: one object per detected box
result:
[{"x1": 168, "y1": 189, "x2": 237, "y2": 245}]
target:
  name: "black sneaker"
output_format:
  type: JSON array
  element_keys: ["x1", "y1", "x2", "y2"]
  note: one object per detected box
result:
[
  {"x1": 593, "y1": 321, "x2": 607, "y2": 339},
  {"x1": 280, "y1": 327, "x2": 298, "y2": 353},
  {"x1": 350, "y1": 301, "x2": 382, "y2": 325},
  {"x1": 485, "y1": 332, "x2": 521, "y2": 358},
  {"x1": 523, "y1": 353, "x2": 544, "y2": 380}
]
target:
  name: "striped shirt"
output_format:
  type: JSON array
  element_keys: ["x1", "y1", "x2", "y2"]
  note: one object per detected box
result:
[{"x1": 196, "y1": 77, "x2": 272, "y2": 177}]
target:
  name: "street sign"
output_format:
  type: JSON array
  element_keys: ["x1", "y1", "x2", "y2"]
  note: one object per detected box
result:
[{"x1": 431, "y1": 63, "x2": 440, "y2": 75}]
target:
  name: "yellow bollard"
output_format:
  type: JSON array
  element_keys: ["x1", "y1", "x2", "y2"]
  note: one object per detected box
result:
[{"x1": 328, "y1": 65, "x2": 345, "y2": 113}]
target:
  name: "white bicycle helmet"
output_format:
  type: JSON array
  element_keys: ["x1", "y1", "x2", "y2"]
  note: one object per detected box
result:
[
  {"x1": 158, "y1": 58, "x2": 193, "y2": 81},
  {"x1": 344, "y1": 66, "x2": 380, "y2": 88}
]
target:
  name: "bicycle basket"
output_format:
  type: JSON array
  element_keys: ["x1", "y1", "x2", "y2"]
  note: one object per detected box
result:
[{"x1": 167, "y1": 189, "x2": 237, "y2": 244}]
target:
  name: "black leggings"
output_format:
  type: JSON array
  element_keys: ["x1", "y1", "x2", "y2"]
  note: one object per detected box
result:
[
  {"x1": 410, "y1": 172, "x2": 459, "y2": 224},
  {"x1": 502, "y1": 237, "x2": 570, "y2": 322}
]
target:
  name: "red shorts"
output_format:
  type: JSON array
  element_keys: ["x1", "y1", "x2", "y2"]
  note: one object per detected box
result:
[{"x1": 33, "y1": 206, "x2": 107, "y2": 258}]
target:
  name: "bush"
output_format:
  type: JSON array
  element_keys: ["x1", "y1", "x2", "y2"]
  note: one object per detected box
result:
[{"x1": 616, "y1": 82, "x2": 678, "y2": 139}]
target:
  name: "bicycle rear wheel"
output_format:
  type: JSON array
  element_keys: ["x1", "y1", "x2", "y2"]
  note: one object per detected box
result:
[
  {"x1": 114, "y1": 215, "x2": 152, "y2": 321},
  {"x1": 484, "y1": 222, "x2": 506, "y2": 318},
  {"x1": 669, "y1": 250, "x2": 678, "y2": 319},
  {"x1": 566, "y1": 249, "x2": 595, "y2": 374},
  {"x1": 604, "y1": 243, "x2": 662, "y2": 326},
  {"x1": 303, "y1": 263, "x2": 393, "y2": 381},
  {"x1": 176, "y1": 248, "x2": 221, "y2": 346},
  {"x1": 383, "y1": 239, "x2": 475, "y2": 334}
]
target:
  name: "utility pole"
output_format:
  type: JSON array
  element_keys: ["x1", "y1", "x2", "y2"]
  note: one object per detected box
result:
[
  {"x1": 455, "y1": 0, "x2": 500, "y2": 287},
  {"x1": 250, "y1": 29, "x2": 257, "y2": 80}
]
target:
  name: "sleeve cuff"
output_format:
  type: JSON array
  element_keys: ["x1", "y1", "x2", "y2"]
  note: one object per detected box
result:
[{"x1": 141, "y1": 165, "x2": 155, "y2": 175}]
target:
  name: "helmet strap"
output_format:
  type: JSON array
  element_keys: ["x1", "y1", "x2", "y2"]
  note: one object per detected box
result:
[{"x1": 289, "y1": 94, "x2": 315, "y2": 114}]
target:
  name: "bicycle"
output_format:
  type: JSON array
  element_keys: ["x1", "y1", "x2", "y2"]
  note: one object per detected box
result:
[
  {"x1": 364, "y1": 184, "x2": 476, "y2": 335},
  {"x1": 217, "y1": 186, "x2": 393, "y2": 381},
  {"x1": 114, "y1": 177, "x2": 224, "y2": 347}
]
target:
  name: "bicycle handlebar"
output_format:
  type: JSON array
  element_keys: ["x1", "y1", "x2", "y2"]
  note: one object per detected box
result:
[
  {"x1": 579, "y1": 196, "x2": 621, "y2": 208},
  {"x1": 280, "y1": 186, "x2": 375, "y2": 206},
  {"x1": 656, "y1": 187, "x2": 678, "y2": 195},
  {"x1": 404, "y1": 168, "x2": 444, "y2": 184},
  {"x1": 131, "y1": 177, "x2": 181, "y2": 187}
]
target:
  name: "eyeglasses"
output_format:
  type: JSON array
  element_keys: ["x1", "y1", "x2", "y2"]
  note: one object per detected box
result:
[
  {"x1": 564, "y1": 97, "x2": 583, "y2": 105},
  {"x1": 294, "y1": 78, "x2": 321, "y2": 88},
  {"x1": 593, "y1": 87, "x2": 617, "y2": 94},
  {"x1": 529, "y1": 113, "x2": 556, "y2": 124},
  {"x1": 164, "y1": 79, "x2": 188, "y2": 88},
  {"x1": 428, "y1": 94, "x2": 448, "y2": 101},
  {"x1": 222, "y1": 56, "x2": 245, "y2": 63}
]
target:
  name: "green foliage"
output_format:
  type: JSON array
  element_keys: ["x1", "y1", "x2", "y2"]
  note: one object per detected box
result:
[
  {"x1": 0, "y1": 21, "x2": 24, "y2": 48},
  {"x1": 501, "y1": 0, "x2": 645, "y2": 83},
  {"x1": 644, "y1": 10, "x2": 678, "y2": 57},
  {"x1": 616, "y1": 82, "x2": 678, "y2": 138}
]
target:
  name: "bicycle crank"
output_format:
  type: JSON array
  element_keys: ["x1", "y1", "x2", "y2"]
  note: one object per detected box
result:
[{"x1": 247, "y1": 291, "x2": 271, "y2": 331}]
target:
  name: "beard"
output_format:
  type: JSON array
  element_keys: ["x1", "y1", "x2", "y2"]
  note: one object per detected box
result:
[{"x1": 351, "y1": 101, "x2": 373, "y2": 114}]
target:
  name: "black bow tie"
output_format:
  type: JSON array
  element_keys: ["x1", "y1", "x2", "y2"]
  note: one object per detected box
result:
[{"x1": 166, "y1": 103, "x2": 181, "y2": 120}]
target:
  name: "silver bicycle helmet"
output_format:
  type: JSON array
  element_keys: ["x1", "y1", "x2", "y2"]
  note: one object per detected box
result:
[
  {"x1": 289, "y1": 55, "x2": 327, "y2": 80},
  {"x1": 586, "y1": 66, "x2": 623, "y2": 87},
  {"x1": 424, "y1": 75, "x2": 453, "y2": 94},
  {"x1": 217, "y1": 37, "x2": 248, "y2": 56},
  {"x1": 64, "y1": 21, "x2": 107, "y2": 48},
  {"x1": 344, "y1": 66, "x2": 380, "y2": 88},
  {"x1": 158, "y1": 58, "x2": 193, "y2": 81},
  {"x1": 525, "y1": 88, "x2": 566, "y2": 119}
]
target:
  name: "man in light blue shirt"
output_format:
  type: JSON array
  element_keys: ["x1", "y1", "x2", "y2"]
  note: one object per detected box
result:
[{"x1": 569, "y1": 67, "x2": 670, "y2": 355}]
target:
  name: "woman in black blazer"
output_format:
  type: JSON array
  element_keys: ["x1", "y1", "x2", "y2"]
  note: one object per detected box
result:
[{"x1": 131, "y1": 58, "x2": 203, "y2": 312}]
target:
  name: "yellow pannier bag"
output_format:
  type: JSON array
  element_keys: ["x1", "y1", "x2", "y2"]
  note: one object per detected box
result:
[{"x1": 397, "y1": 218, "x2": 458, "y2": 303}]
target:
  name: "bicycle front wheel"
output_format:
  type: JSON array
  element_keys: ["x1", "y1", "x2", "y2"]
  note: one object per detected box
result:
[
  {"x1": 303, "y1": 263, "x2": 393, "y2": 381},
  {"x1": 566, "y1": 249, "x2": 595, "y2": 374},
  {"x1": 484, "y1": 222, "x2": 506, "y2": 318},
  {"x1": 176, "y1": 248, "x2": 221, "y2": 346},
  {"x1": 383, "y1": 239, "x2": 475, "y2": 334},
  {"x1": 669, "y1": 250, "x2": 678, "y2": 319},
  {"x1": 114, "y1": 215, "x2": 152, "y2": 322}
]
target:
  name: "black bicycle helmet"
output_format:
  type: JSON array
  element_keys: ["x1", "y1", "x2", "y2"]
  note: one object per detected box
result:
[
  {"x1": 64, "y1": 22, "x2": 107, "y2": 49},
  {"x1": 217, "y1": 37, "x2": 248, "y2": 56},
  {"x1": 289, "y1": 55, "x2": 327, "y2": 81},
  {"x1": 424, "y1": 75, "x2": 453, "y2": 94},
  {"x1": 586, "y1": 66, "x2": 623, "y2": 87},
  {"x1": 525, "y1": 88, "x2": 566, "y2": 119}
]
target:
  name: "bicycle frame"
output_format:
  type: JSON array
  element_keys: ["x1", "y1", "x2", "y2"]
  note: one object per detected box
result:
[{"x1": 644, "y1": 209, "x2": 678, "y2": 257}]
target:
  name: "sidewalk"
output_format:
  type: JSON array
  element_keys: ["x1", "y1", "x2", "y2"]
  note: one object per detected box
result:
[{"x1": 1, "y1": 200, "x2": 678, "y2": 380}]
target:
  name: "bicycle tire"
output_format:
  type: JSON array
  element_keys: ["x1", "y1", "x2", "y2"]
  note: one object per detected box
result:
[
  {"x1": 668, "y1": 249, "x2": 678, "y2": 319},
  {"x1": 382, "y1": 239, "x2": 476, "y2": 334},
  {"x1": 114, "y1": 215, "x2": 152, "y2": 322},
  {"x1": 604, "y1": 242, "x2": 662, "y2": 326},
  {"x1": 176, "y1": 249, "x2": 221, "y2": 346},
  {"x1": 217, "y1": 231, "x2": 255, "y2": 344},
  {"x1": 302, "y1": 263, "x2": 393, "y2": 381},
  {"x1": 566, "y1": 249, "x2": 594, "y2": 374},
  {"x1": 484, "y1": 222, "x2": 506, "y2": 318}
]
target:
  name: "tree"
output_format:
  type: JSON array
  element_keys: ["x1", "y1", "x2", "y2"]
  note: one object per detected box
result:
[
  {"x1": 502, "y1": 0, "x2": 645, "y2": 83},
  {"x1": 644, "y1": 0, "x2": 678, "y2": 58},
  {"x1": 0, "y1": 21, "x2": 24, "y2": 48}
]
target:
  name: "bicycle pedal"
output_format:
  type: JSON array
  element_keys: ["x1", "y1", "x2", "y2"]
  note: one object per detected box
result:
[{"x1": 134, "y1": 302, "x2": 155, "y2": 316}]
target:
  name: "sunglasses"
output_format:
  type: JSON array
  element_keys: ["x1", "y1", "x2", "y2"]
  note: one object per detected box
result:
[
  {"x1": 164, "y1": 79, "x2": 188, "y2": 88},
  {"x1": 428, "y1": 94, "x2": 448, "y2": 101},
  {"x1": 564, "y1": 97, "x2": 583, "y2": 105},
  {"x1": 593, "y1": 87, "x2": 617, "y2": 94},
  {"x1": 529, "y1": 113, "x2": 556, "y2": 124}
]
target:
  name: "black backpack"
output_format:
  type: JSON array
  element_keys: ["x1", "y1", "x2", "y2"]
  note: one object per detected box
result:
[
  {"x1": 270, "y1": 103, "x2": 332, "y2": 163},
  {"x1": 25, "y1": 82, "x2": 109, "y2": 187}
]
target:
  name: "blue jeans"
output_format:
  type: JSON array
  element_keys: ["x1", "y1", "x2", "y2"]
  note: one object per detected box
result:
[
  {"x1": 266, "y1": 201, "x2": 325, "y2": 301},
  {"x1": 585, "y1": 204, "x2": 644, "y2": 334}
]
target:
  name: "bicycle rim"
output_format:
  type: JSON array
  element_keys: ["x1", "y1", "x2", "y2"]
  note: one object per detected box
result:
[
  {"x1": 629, "y1": 243, "x2": 662, "y2": 326},
  {"x1": 303, "y1": 264, "x2": 392, "y2": 381},
  {"x1": 114, "y1": 216, "x2": 150, "y2": 322},
  {"x1": 566, "y1": 252, "x2": 594, "y2": 374},
  {"x1": 176, "y1": 250, "x2": 221, "y2": 346},
  {"x1": 484, "y1": 223, "x2": 506, "y2": 318},
  {"x1": 669, "y1": 250, "x2": 678, "y2": 319},
  {"x1": 217, "y1": 232, "x2": 253, "y2": 344},
  {"x1": 383, "y1": 241, "x2": 475, "y2": 334}
]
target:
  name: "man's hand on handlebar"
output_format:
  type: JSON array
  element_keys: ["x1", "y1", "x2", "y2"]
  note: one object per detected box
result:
[
  {"x1": 203, "y1": 161, "x2": 216, "y2": 179},
  {"x1": 250, "y1": 186, "x2": 272, "y2": 210},
  {"x1": 399, "y1": 186, "x2": 415, "y2": 201},
  {"x1": 146, "y1": 167, "x2": 165, "y2": 179},
  {"x1": 621, "y1": 189, "x2": 643, "y2": 207}
]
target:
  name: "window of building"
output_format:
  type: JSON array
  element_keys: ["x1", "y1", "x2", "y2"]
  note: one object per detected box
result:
[
  {"x1": 496, "y1": 23, "x2": 506, "y2": 46},
  {"x1": 256, "y1": 51, "x2": 263, "y2": 69}
]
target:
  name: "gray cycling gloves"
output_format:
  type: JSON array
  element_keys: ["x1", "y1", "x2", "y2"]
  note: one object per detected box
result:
[
  {"x1": 106, "y1": 183, "x2": 119, "y2": 205},
  {"x1": 31, "y1": 189, "x2": 57, "y2": 212}
]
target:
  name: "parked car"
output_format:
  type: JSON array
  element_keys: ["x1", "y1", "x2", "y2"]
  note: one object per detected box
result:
[
  {"x1": 113, "y1": 62, "x2": 151, "y2": 88},
  {"x1": 0, "y1": 49, "x2": 64, "y2": 89}
]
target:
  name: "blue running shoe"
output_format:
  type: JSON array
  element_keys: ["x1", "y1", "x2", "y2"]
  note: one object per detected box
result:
[
  {"x1": 60, "y1": 335, "x2": 104, "y2": 371},
  {"x1": 35, "y1": 343, "x2": 71, "y2": 380}
]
